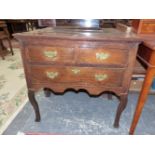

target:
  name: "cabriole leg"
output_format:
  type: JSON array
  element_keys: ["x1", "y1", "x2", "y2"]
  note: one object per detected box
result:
[
  {"x1": 44, "y1": 88, "x2": 51, "y2": 97},
  {"x1": 28, "y1": 89, "x2": 41, "y2": 122},
  {"x1": 114, "y1": 94, "x2": 128, "y2": 128}
]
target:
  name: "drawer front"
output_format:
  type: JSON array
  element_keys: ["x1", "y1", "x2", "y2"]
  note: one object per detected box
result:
[
  {"x1": 141, "y1": 23, "x2": 155, "y2": 34},
  {"x1": 27, "y1": 46, "x2": 74, "y2": 64},
  {"x1": 30, "y1": 66, "x2": 125, "y2": 87},
  {"x1": 76, "y1": 48, "x2": 128, "y2": 67}
]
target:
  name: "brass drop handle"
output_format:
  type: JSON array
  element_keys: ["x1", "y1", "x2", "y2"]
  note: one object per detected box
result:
[
  {"x1": 44, "y1": 50, "x2": 57, "y2": 59},
  {"x1": 95, "y1": 74, "x2": 108, "y2": 81},
  {"x1": 96, "y1": 52, "x2": 110, "y2": 60},
  {"x1": 46, "y1": 71, "x2": 59, "y2": 79},
  {"x1": 71, "y1": 68, "x2": 80, "y2": 74}
]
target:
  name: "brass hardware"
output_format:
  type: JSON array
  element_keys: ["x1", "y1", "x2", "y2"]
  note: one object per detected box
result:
[
  {"x1": 46, "y1": 71, "x2": 59, "y2": 79},
  {"x1": 95, "y1": 74, "x2": 108, "y2": 81},
  {"x1": 44, "y1": 50, "x2": 57, "y2": 59},
  {"x1": 96, "y1": 52, "x2": 110, "y2": 60},
  {"x1": 71, "y1": 68, "x2": 80, "y2": 74}
]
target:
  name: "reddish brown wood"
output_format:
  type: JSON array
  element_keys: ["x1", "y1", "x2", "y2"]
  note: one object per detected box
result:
[
  {"x1": 129, "y1": 42, "x2": 155, "y2": 134},
  {"x1": 27, "y1": 46, "x2": 74, "y2": 64},
  {"x1": 30, "y1": 66, "x2": 125, "y2": 87},
  {"x1": 130, "y1": 68, "x2": 155, "y2": 134},
  {"x1": 132, "y1": 19, "x2": 155, "y2": 34},
  {"x1": 14, "y1": 27, "x2": 141, "y2": 127},
  {"x1": 77, "y1": 48, "x2": 129, "y2": 67}
]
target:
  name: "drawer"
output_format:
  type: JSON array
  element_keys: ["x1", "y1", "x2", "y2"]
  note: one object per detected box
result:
[
  {"x1": 141, "y1": 23, "x2": 155, "y2": 34},
  {"x1": 27, "y1": 46, "x2": 74, "y2": 64},
  {"x1": 30, "y1": 66, "x2": 125, "y2": 87},
  {"x1": 76, "y1": 48, "x2": 129, "y2": 67}
]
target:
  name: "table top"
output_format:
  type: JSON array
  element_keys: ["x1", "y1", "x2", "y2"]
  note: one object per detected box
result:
[{"x1": 14, "y1": 27, "x2": 141, "y2": 42}]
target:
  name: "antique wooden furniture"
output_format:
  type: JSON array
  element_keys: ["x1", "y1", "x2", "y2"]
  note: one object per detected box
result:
[
  {"x1": 129, "y1": 41, "x2": 155, "y2": 134},
  {"x1": 128, "y1": 19, "x2": 155, "y2": 134},
  {"x1": 5, "y1": 20, "x2": 38, "y2": 37},
  {"x1": 132, "y1": 19, "x2": 155, "y2": 34},
  {"x1": 0, "y1": 21, "x2": 13, "y2": 59},
  {"x1": 14, "y1": 27, "x2": 141, "y2": 127}
]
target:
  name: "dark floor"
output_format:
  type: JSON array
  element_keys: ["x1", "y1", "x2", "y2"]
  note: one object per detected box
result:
[{"x1": 3, "y1": 91, "x2": 155, "y2": 135}]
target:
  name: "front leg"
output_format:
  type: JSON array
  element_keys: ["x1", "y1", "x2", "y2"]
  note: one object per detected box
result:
[
  {"x1": 28, "y1": 89, "x2": 41, "y2": 122},
  {"x1": 114, "y1": 94, "x2": 128, "y2": 128},
  {"x1": 129, "y1": 68, "x2": 154, "y2": 134},
  {"x1": 7, "y1": 38, "x2": 14, "y2": 55},
  {"x1": 44, "y1": 88, "x2": 51, "y2": 97}
]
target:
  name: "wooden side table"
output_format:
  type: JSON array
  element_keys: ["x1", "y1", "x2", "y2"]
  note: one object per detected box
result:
[
  {"x1": 129, "y1": 41, "x2": 155, "y2": 134},
  {"x1": 14, "y1": 27, "x2": 141, "y2": 127}
]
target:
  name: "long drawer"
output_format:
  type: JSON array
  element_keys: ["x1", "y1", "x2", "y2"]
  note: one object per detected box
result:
[{"x1": 29, "y1": 65, "x2": 125, "y2": 87}]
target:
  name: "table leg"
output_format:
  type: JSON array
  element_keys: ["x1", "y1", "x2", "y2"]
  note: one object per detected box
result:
[
  {"x1": 107, "y1": 93, "x2": 113, "y2": 100},
  {"x1": 129, "y1": 68, "x2": 154, "y2": 134},
  {"x1": 114, "y1": 94, "x2": 128, "y2": 127},
  {"x1": 7, "y1": 38, "x2": 14, "y2": 55},
  {"x1": 28, "y1": 90, "x2": 41, "y2": 122},
  {"x1": 44, "y1": 88, "x2": 51, "y2": 97},
  {"x1": 114, "y1": 94, "x2": 128, "y2": 128}
]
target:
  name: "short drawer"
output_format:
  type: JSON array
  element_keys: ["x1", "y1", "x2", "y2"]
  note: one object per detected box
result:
[
  {"x1": 30, "y1": 66, "x2": 125, "y2": 87},
  {"x1": 76, "y1": 48, "x2": 129, "y2": 67},
  {"x1": 26, "y1": 46, "x2": 74, "y2": 64}
]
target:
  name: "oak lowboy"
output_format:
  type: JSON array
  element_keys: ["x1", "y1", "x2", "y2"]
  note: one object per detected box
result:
[{"x1": 14, "y1": 27, "x2": 141, "y2": 127}]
